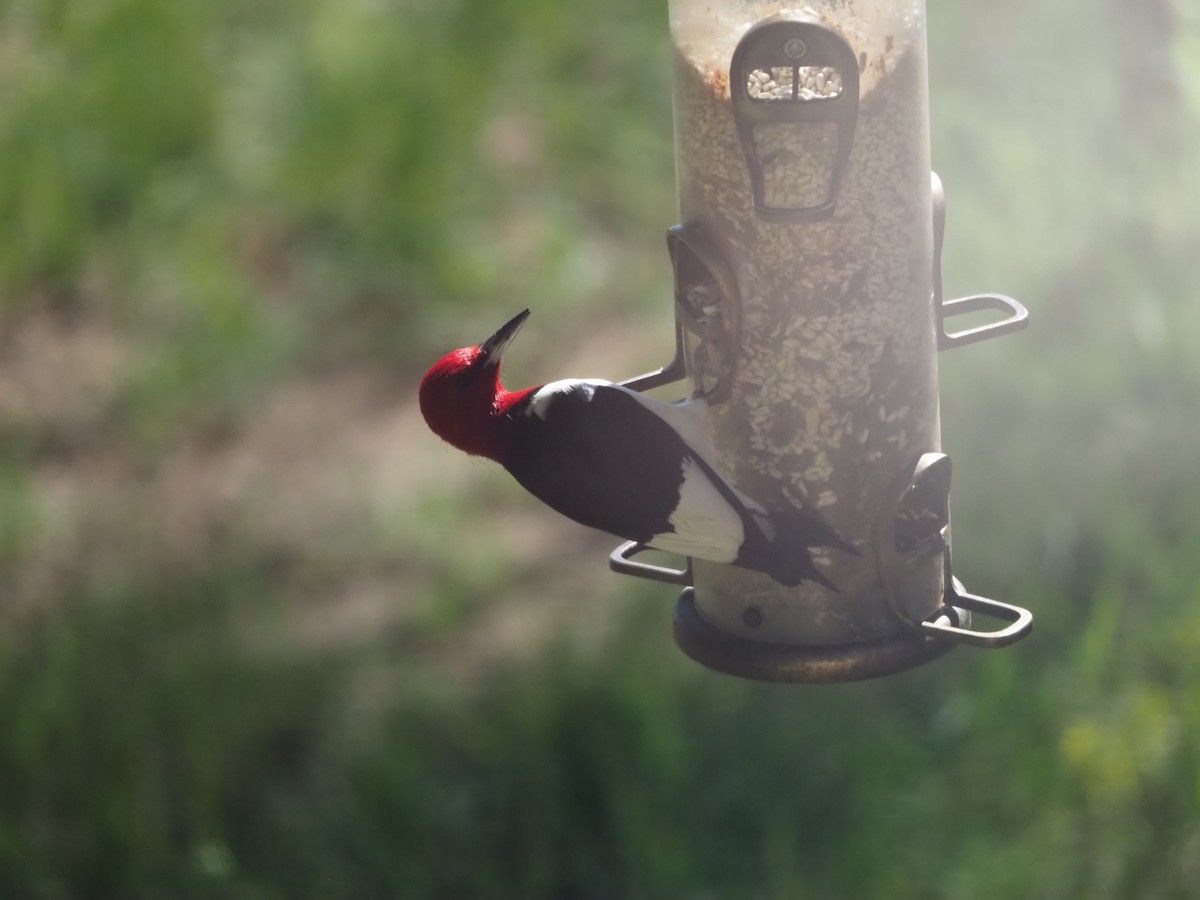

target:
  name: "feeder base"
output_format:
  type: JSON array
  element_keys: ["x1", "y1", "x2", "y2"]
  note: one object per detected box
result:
[{"x1": 673, "y1": 588, "x2": 955, "y2": 683}]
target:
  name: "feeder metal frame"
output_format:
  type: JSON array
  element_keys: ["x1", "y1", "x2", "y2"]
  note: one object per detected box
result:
[{"x1": 612, "y1": 174, "x2": 1033, "y2": 680}]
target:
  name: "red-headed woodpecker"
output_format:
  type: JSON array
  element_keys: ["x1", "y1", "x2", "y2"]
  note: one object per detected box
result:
[{"x1": 418, "y1": 309, "x2": 857, "y2": 589}]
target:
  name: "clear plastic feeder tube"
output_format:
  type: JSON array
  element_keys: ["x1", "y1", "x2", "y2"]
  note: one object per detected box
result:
[{"x1": 669, "y1": 0, "x2": 940, "y2": 647}]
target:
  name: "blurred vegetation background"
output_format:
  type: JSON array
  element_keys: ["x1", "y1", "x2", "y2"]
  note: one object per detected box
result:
[{"x1": 1, "y1": 0, "x2": 1199, "y2": 896}]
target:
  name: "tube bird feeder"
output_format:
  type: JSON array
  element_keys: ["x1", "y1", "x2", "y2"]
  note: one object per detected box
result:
[{"x1": 612, "y1": 0, "x2": 1032, "y2": 682}]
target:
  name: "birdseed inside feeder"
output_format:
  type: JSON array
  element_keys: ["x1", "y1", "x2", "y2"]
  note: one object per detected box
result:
[{"x1": 613, "y1": 0, "x2": 1032, "y2": 682}]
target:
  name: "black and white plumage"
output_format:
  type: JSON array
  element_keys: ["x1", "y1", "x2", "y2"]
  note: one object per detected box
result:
[{"x1": 418, "y1": 308, "x2": 857, "y2": 589}]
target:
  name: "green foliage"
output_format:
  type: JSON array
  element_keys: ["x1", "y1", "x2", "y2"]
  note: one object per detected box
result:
[
  {"x1": 6, "y1": 557, "x2": 1199, "y2": 899},
  {"x1": 0, "y1": 0, "x2": 217, "y2": 291},
  {"x1": 0, "y1": 568, "x2": 338, "y2": 900},
  {"x1": 3, "y1": 0, "x2": 1200, "y2": 897}
]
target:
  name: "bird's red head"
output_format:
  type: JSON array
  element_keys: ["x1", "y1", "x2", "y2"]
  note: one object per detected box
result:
[{"x1": 419, "y1": 308, "x2": 533, "y2": 460}]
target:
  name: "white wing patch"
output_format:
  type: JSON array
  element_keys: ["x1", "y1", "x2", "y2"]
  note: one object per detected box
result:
[
  {"x1": 524, "y1": 379, "x2": 770, "y2": 561},
  {"x1": 619, "y1": 390, "x2": 718, "y2": 465},
  {"x1": 526, "y1": 379, "x2": 605, "y2": 420},
  {"x1": 618, "y1": 387, "x2": 770, "y2": 519},
  {"x1": 645, "y1": 457, "x2": 744, "y2": 562}
]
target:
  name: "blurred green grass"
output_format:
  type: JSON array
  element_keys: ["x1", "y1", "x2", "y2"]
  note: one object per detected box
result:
[{"x1": 2, "y1": 0, "x2": 1200, "y2": 897}]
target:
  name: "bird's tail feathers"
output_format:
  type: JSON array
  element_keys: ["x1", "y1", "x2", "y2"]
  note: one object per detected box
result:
[
  {"x1": 736, "y1": 505, "x2": 858, "y2": 590},
  {"x1": 802, "y1": 564, "x2": 840, "y2": 593},
  {"x1": 772, "y1": 506, "x2": 860, "y2": 557}
]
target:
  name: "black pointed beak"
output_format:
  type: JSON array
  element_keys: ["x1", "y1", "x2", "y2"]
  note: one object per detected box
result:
[{"x1": 478, "y1": 308, "x2": 530, "y2": 369}]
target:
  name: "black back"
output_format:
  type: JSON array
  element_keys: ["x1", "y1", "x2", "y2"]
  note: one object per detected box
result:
[{"x1": 503, "y1": 383, "x2": 690, "y2": 544}]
